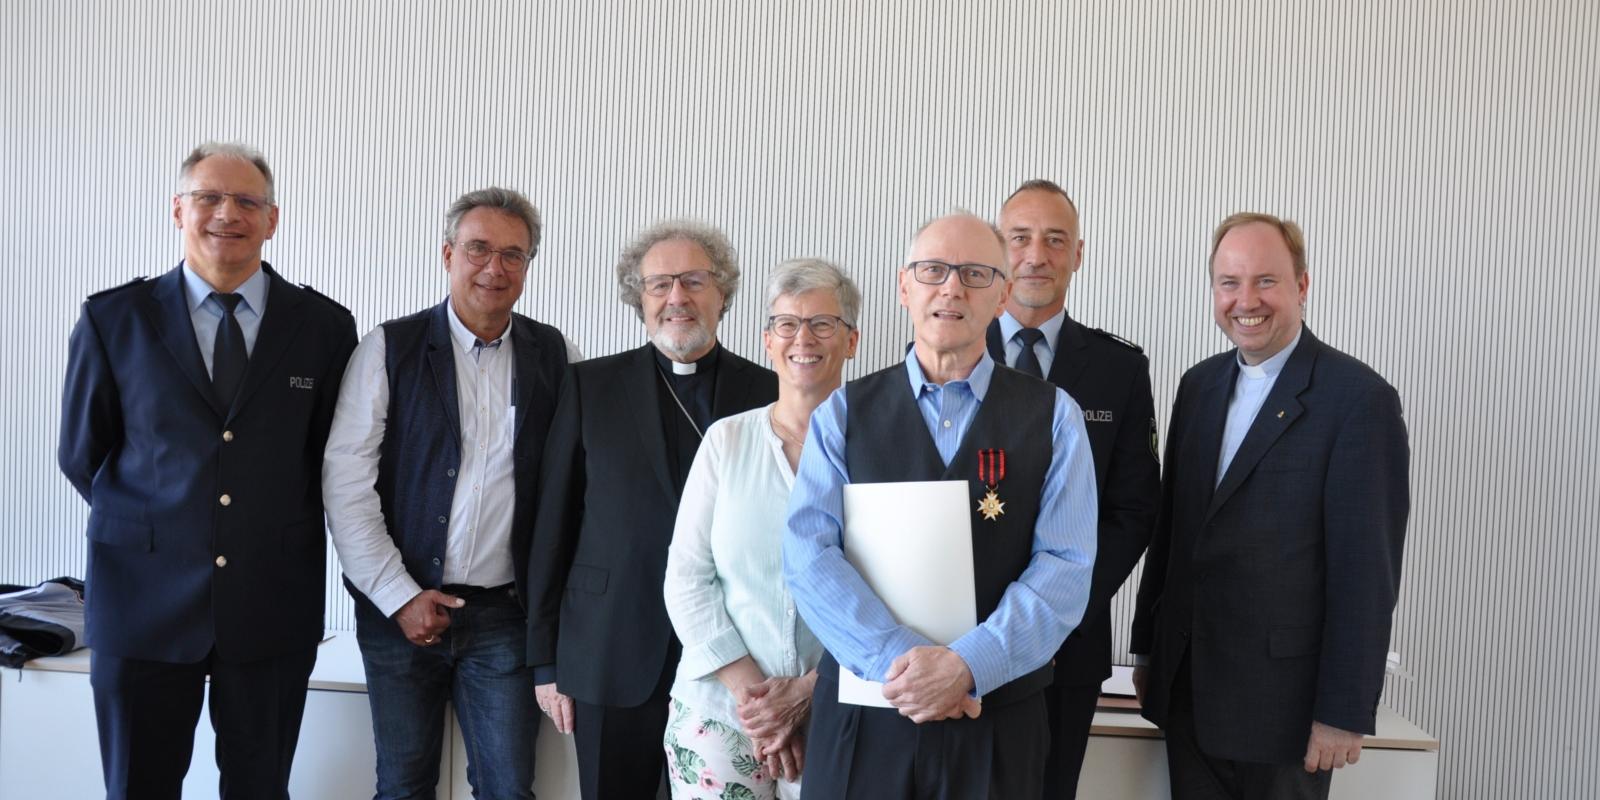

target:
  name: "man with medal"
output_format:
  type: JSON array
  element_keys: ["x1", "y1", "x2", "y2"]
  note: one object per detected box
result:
[
  {"x1": 783, "y1": 211, "x2": 1100, "y2": 797},
  {"x1": 526, "y1": 219, "x2": 777, "y2": 799}
]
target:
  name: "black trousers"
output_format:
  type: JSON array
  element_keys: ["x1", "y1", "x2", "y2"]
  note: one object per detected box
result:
[
  {"x1": 1041, "y1": 681, "x2": 1100, "y2": 798},
  {"x1": 90, "y1": 645, "x2": 317, "y2": 800},
  {"x1": 1164, "y1": 658, "x2": 1331, "y2": 800},
  {"x1": 572, "y1": 654, "x2": 675, "y2": 800},
  {"x1": 802, "y1": 666, "x2": 1050, "y2": 799}
]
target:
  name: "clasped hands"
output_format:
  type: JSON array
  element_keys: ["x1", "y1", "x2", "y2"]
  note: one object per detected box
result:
[
  {"x1": 734, "y1": 674, "x2": 815, "y2": 782},
  {"x1": 881, "y1": 645, "x2": 981, "y2": 723}
]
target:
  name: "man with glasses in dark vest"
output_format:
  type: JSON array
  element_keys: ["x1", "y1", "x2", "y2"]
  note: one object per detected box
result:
[
  {"x1": 527, "y1": 219, "x2": 776, "y2": 799},
  {"x1": 323, "y1": 187, "x2": 579, "y2": 799},
  {"x1": 784, "y1": 211, "x2": 1099, "y2": 798},
  {"x1": 59, "y1": 141, "x2": 357, "y2": 799},
  {"x1": 986, "y1": 179, "x2": 1161, "y2": 797}
]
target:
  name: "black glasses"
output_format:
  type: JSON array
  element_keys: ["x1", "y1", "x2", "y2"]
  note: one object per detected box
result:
[
  {"x1": 905, "y1": 260, "x2": 1005, "y2": 289},
  {"x1": 767, "y1": 314, "x2": 854, "y2": 339},
  {"x1": 639, "y1": 270, "x2": 714, "y2": 297},
  {"x1": 458, "y1": 241, "x2": 533, "y2": 272},
  {"x1": 178, "y1": 190, "x2": 274, "y2": 213}
]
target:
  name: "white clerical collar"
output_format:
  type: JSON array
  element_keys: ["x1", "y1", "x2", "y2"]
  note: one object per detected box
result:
[
  {"x1": 671, "y1": 360, "x2": 697, "y2": 375},
  {"x1": 1237, "y1": 328, "x2": 1302, "y2": 380}
]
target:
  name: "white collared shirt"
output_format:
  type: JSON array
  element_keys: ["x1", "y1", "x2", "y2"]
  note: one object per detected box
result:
[{"x1": 997, "y1": 308, "x2": 1067, "y2": 376}]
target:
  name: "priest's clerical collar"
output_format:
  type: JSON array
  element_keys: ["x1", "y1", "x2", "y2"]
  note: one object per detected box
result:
[
  {"x1": 1236, "y1": 327, "x2": 1302, "y2": 380},
  {"x1": 654, "y1": 342, "x2": 721, "y2": 376}
]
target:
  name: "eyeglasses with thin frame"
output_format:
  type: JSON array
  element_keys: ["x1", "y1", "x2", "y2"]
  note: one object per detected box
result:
[
  {"x1": 905, "y1": 260, "x2": 1005, "y2": 289},
  {"x1": 457, "y1": 240, "x2": 534, "y2": 272},
  {"x1": 639, "y1": 270, "x2": 714, "y2": 297},
  {"x1": 178, "y1": 190, "x2": 274, "y2": 213},
  {"x1": 766, "y1": 313, "x2": 854, "y2": 339}
]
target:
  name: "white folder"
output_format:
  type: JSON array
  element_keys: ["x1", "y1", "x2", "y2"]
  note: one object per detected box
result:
[{"x1": 838, "y1": 480, "x2": 977, "y2": 707}]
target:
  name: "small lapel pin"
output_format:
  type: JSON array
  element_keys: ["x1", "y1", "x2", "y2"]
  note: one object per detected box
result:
[{"x1": 1276, "y1": 410, "x2": 1285, "y2": 418}]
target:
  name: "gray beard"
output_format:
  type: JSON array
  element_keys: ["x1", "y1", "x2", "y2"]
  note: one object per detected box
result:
[{"x1": 652, "y1": 324, "x2": 714, "y2": 362}]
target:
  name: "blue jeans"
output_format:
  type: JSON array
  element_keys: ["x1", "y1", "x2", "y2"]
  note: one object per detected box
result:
[{"x1": 355, "y1": 585, "x2": 538, "y2": 800}]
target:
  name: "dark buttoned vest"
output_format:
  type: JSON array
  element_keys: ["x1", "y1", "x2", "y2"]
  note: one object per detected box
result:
[
  {"x1": 366, "y1": 302, "x2": 568, "y2": 601},
  {"x1": 843, "y1": 362, "x2": 1057, "y2": 705}
]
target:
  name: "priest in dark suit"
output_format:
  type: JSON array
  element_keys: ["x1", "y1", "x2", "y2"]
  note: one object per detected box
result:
[
  {"x1": 1130, "y1": 213, "x2": 1410, "y2": 800},
  {"x1": 526, "y1": 219, "x2": 777, "y2": 800}
]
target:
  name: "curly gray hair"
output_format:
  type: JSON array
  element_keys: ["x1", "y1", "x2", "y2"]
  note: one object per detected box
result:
[{"x1": 615, "y1": 219, "x2": 740, "y2": 319}]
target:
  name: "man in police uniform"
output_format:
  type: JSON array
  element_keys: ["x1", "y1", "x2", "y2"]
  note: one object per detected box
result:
[
  {"x1": 984, "y1": 179, "x2": 1161, "y2": 797},
  {"x1": 59, "y1": 142, "x2": 357, "y2": 798}
]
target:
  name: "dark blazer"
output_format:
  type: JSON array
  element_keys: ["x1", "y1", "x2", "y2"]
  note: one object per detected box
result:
[
  {"x1": 58, "y1": 263, "x2": 358, "y2": 664},
  {"x1": 1130, "y1": 326, "x2": 1409, "y2": 764},
  {"x1": 526, "y1": 343, "x2": 777, "y2": 707},
  {"x1": 986, "y1": 315, "x2": 1160, "y2": 685}
]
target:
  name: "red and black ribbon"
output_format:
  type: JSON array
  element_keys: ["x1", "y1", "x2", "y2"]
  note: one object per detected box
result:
[{"x1": 977, "y1": 448, "x2": 1006, "y2": 488}]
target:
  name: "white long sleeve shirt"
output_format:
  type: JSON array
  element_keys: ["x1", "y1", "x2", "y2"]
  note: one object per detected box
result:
[{"x1": 663, "y1": 404, "x2": 823, "y2": 727}]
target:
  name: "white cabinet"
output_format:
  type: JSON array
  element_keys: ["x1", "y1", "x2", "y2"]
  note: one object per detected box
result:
[
  {"x1": 2, "y1": 641, "x2": 1434, "y2": 799},
  {"x1": 0, "y1": 634, "x2": 581, "y2": 799}
]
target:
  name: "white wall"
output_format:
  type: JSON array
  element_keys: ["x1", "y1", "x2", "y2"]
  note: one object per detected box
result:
[{"x1": 3, "y1": 1, "x2": 1596, "y2": 795}]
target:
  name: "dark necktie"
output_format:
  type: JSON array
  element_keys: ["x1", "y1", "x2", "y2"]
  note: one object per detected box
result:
[
  {"x1": 1013, "y1": 327, "x2": 1046, "y2": 378},
  {"x1": 210, "y1": 292, "x2": 248, "y2": 408}
]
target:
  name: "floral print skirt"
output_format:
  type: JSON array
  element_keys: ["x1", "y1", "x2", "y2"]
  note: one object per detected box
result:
[{"x1": 662, "y1": 696, "x2": 802, "y2": 800}]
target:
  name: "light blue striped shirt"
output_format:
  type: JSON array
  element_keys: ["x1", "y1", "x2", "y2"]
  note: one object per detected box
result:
[
  {"x1": 181, "y1": 263, "x2": 268, "y2": 377},
  {"x1": 783, "y1": 350, "x2": 1098, "y2": 697},
  {"x1": 1217, "y1": 329, "x2": 1303, "y2": 484}
]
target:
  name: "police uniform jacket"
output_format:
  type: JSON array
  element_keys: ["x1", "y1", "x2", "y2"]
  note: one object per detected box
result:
[{"x1": 58, "y1": 263, "x2": 357, "y2": 664}]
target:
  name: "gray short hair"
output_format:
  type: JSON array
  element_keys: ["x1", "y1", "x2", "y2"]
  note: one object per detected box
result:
[
  {"x1": 765, "y1": 258, "x2": 862, "y2": 327},
  {"x1": 178, "y1": 141, "x2": 275, "y2": 203},
  {"x1": 615, "y1": 219, "x2": 740, "y2": 319},
  {"x1": 902, "y1": 210, "x2": 1007, "y2": 272},
  {"x1": 1002, "y1": 178, "x2": 1079, "y2": 218},
  {"x1": 444, "y1": 187, "x2": 543, "y2": 255}
]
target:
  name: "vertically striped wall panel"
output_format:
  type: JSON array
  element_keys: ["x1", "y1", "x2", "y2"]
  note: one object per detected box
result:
[{"x1": 3, "y1": 1, "x2": 1595, "y2": 795}]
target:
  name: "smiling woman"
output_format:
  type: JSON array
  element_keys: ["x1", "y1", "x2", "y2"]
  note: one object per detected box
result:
[{"x1": 661, "y1": 258, "x2": 860, "y2": 800}]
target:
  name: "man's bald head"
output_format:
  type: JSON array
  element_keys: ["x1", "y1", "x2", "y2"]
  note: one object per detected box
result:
[
  {"x1": 898, "y1": 211, "x2": 1012, "y2": 380},
  {"x1": 904, "y1": 212, "x2": 1008, "y2": 278}
]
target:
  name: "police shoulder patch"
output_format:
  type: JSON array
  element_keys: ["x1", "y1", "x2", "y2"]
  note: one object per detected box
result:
[
  {"x1": 1090, "y1": 327, "x2": 1144, "y2": 354},
  {"x1": 86, "y1": 276, "x2": 148, "y2": 299},
  {"x1": 298, "y1": 283, "x2": 353, "y2": 316}
]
